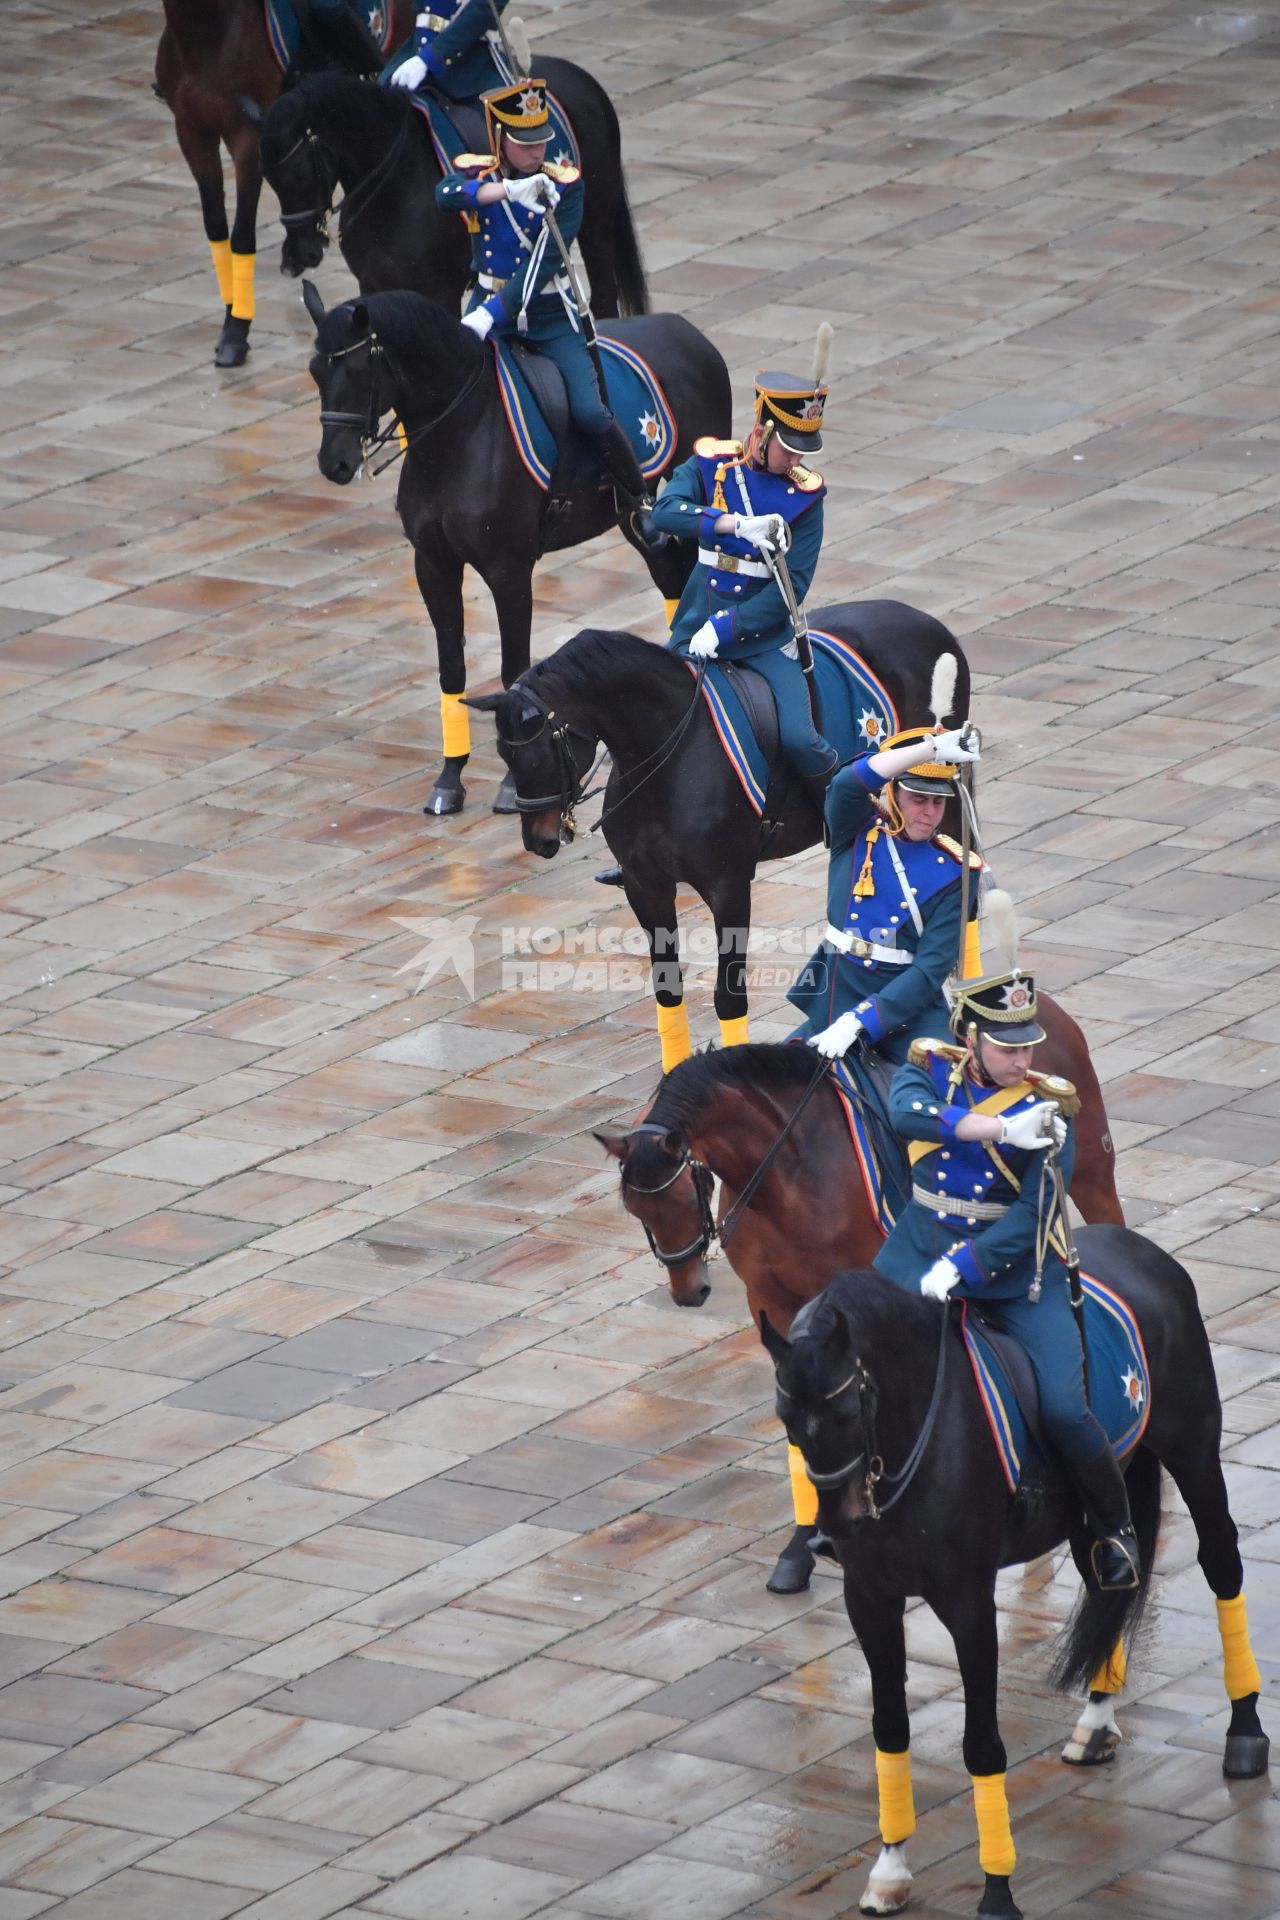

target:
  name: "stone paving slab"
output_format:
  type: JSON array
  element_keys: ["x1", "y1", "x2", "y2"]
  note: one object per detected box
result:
[{"x1": 0, "y1": 0, "x2": 1278, "y2": 1916}]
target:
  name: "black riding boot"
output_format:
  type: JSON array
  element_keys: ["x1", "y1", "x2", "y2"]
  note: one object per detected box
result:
[
  {"x1": 800, "y1": 754, "x2": 840, "y2": 844},
  {"x1": 1073, "y1": 1446, "x2": 1140, "y2": 1591},
  {"x1": 595, "y1": 419, "x2": 667, "y2": 552},
  {"x1": 595, "y1": 865, "x2": 626, "y2": 886},
  {"x1": 310, "y1": 2, "x2": 385, "y2": 76}
]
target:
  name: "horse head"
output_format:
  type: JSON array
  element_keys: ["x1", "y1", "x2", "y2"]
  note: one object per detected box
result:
[
  {"x1": 465, "y1": 681, "x2": 597, "y2": 858},
  {"x1": 762, "y1": 1285, "x2": 884, "y2": 1529},
  {"x1": 305, "y1": 285, "x2": 390, "y2": 485},
  {"x1": 262, "y1": 84, "x2": 335, "y2": 276},
  {"x1": 595, "y1": 1124, "x2": 713, "y2": 1308}
]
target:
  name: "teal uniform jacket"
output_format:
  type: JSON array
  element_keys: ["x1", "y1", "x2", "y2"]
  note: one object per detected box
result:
[
  {"x1": 788, "y1": 756, "x2": 973, "y2": 1065},
  {"x1": 436, "y1": 160, "x2": 584, "y2": 334},
  {"x1": 387, "y1": 0, "x2": 510, "y2": 97}
]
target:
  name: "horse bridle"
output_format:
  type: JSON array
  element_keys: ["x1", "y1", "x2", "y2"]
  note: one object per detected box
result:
[
  {"x1": 276, "y1": 109, "x2": 410, "y2": 241},
  {"x1": 316, "y1": 330, "x2": 488, "y2": 477},
  {"x1": 777, "y1": 1306, "x2": 950, "y2": 1520},
  {"x1": 621, "y1": 1056, "x2": 830, "y2": 1270}
]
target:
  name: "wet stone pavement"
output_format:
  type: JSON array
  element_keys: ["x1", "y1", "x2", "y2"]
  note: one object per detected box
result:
[{"x1": 0, "y1": 0, "x2": 1279, "y2": 1914}]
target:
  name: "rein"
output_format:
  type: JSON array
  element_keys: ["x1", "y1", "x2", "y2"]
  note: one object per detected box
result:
[
  {"x1": 788, "y1": 1303, "x2": 950, "y2": 1520},
  {"x1": 277, "y1": 107, "x2": 410, "y2": 241},
  {"x1": 316, "y1": 330, "x2": 488, "y2": 478}
]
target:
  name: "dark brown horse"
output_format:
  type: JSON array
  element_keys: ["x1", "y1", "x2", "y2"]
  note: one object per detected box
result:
[{"x1": 154, "y1": 0, "x2": 414, "y2": 366}]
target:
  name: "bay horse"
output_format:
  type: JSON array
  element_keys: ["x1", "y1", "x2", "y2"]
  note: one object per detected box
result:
[
  {"x1": 761, "y1": 1259, "x2": 1269, "y2": 1918},
  {"x1": 260, "y1": 72, "x2": 648, "y2": 320},
  {"x1": 468, "y1": 610, "x2": 971, "y2": 1049},
  {"x1": 154, "y1": 0, "x2": 415, "y2": 367},
  {"x1": 305, "y1": 287, "x2": 729, "y2": 816},
  {"x1": 596, "y1": 1039, "x2": 1122, "y2": 1590}
]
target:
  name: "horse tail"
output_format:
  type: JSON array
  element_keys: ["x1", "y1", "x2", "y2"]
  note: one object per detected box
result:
[
  {"x1": 1049, "y1": 1445, "x2": 1161, "y2": 1695},
  {"x1": 613, "y1": 172, "x2": 650, "y2": 316}
]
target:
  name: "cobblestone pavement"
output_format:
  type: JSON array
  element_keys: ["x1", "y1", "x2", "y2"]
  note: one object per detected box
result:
[{"x1": 0, "y1": 1, "x2": 1278, "y2": 1914}]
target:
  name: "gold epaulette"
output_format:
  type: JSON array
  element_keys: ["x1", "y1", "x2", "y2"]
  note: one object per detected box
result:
[
  {"x1": 542, "y1": 161, "x2": 580, "y2": 184},
  {"x1": 789, "y1": 464, "x2": 823, "y2": 492},
  {"x1": 936, "y1": 832, "x2": 984, "y2": 870},
  {"x1": 454, "y1": 152, "x2": 497, "y2": 171},
  {"x1": 908, "y1": 1036, "x2": 966, "y2": 1069},
  {"x1": 1026, "y1": 1069, "x2": 1081, "y2": 1118},
  {"x1": 694, "y1": 436, "x2": 743, "y2": 459}
]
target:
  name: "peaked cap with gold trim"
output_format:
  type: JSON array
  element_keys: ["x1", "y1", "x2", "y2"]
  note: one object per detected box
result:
[
  {"x1": 881, "y1": 724, "x2": 960, "y2": 794},
  {"x1": 755, "y1": 321, "x2": 832, "y2": 455},
  {"x1": 483, "y1": 78, "x2": 551, "y2": 149}
]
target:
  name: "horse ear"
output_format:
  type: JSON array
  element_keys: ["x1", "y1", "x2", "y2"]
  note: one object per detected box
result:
[
  {"x1": 301, "y1": 279, "x2": 326, "y2": 328},
  {"x1": 461, "y1": 692, "x2": 504, "y2": 712},
  {"x1": 593, "y1": 1128, "x2": 630, "y2": 1161},
  {"x1": 758, "y1": 1310, "x2": 790, "y2": 1360}
]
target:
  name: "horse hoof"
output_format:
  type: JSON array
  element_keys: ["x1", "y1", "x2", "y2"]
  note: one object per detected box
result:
[
  {"x1": 1061, "y1": 1724, "x2": 1120, "y2": 1767},
  {"x1": 860, "y1": 1887, "x2": 911, "y2": 1917},
  {"x1": 425, "y1": 782, "x2": 465, "y2": 816},
  {"x1": 861, "y1": 1846, "x2": 911, "y2": 1915},
  {"x1": 492, "y1": 772, "x2": 519, "y2": 814},
  {"x1": 976, "y1": 1873, "x2": 1022, "y2": 1920},
  {"x1": 1223, "y1": 1731, "x2": 1270, "y2": 1778},
  {"x1": 214, "y1": 315, "x2": 251, "y2": 368},
  {"x1": 766, "y1": 1526, "x2": 816, "y2": 1594}
]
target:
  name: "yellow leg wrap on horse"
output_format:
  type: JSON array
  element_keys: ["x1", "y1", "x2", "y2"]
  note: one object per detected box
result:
[
  {"x1": 1090, "y1": 1640, "x2": 1127, "y2": 1695},
  {"x1": 788, "y1": 1443, "x2": 818, "y2": 1526},
  {"x1": 230, "y1": 250, "x2": 256, "y2": 321},
  {"x1": 656, "y1": 1001, "x2": 691, "y2": 1072},
  {"x1": 209, "y1": 238, "x2": 233, "y2": 307},
  {"x1": 719, "y1": 1015, "x2": 749, "y2": 1047},
  {"x1": 397, "y1": 422, "x2": 409, "y2": 452},
  {"x1": 1217, "y1": 1593, "x2": 1262, "y2": 1700},
  {"x1": 441, "y1": 690, "x2": 471, "y2": 760},
  {"x1": 971, "y1": 1774, "x2": 1015, "y2": 1878},
  {"x1": 664, "y1": 598, "x2": 680, "y2": 629},
  {"x1": 962, "y1": 916, "x2": 982, "y2": 981},
  {"x1": 875, "y1": 1748, "x2": 915, "y2": 1846}
]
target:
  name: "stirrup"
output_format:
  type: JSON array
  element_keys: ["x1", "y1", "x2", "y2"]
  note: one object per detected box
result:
[{"x1": 1090, "y1": 1525, "x2": 1140, "y2": 1592}]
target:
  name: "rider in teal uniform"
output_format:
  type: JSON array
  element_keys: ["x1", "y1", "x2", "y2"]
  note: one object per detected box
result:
[
  {"x1": 388, "y1": 0, "x2": 511, "y2": 96},
  {"x1": 875, "y1": 969, "x2": 1140, "y2": 1593},
  {"x1": 434, "y1": 81, "x2": 659, "y2": 540}
]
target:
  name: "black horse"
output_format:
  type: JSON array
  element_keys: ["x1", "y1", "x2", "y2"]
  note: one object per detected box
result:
[
  {"x1": 305, "y1": 288, "x2": 729, "y2": 814},
  {"x1": 261, "y1": 72, "x2": 647, "y2": 320},
  {"x1": 467, "y1": 612, "x2": 968, "y2": 1053},
  {"x1": 761, "y1": 1243, "x2": 1269, "y2": 1920}
]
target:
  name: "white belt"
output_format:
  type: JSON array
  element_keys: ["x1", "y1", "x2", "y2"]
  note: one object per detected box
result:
[
  {"x1": 825, "y1": 922, "x2": 912, "y2": 966},
  {"x1": 417, "y1": 11, "x2": 450, "y2": 30},
  {"x1": 698, "y1": 548, "x2": 771, "y2": 579},
  {"x1": 477, "y1": 271, "x2": 572, "y2": 295},
  {"x1": 912, "y1": 1185, "x2": 1009, "y2": 1223}
]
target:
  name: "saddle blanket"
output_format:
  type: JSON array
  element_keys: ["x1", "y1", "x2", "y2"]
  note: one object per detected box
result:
[
  {"x1": 962, "y1": 1281, "x2": 1152, "y2": 1495},
  {"x1": 691, "y1": 636, "x2": 899, "y2": 815},
  {"x1": 826, "y1": 1055, "x2": 907, "y2": 1237},
  {"x1": 494, "y1": 335, "x2": 677, "y2": 491},
  {"x1": 264, "y1": 0, "x2": 398, "y2": 71},
  {"x1": 410, "y1": 89, "x2": 579, "y2": 176}
]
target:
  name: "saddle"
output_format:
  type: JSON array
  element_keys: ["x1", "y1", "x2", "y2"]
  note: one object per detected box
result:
[
  {"x1": 715, "y1": 663, "x2": 794, "y2": 841},
  {"x1": 419, "y1": 89, "x2": 487, "y2": 156},
  {"x1": 502, "y1": 341, "x2": 599, "y2": 526},
  {"x1": 961, "y1": 1303, "x2": 1049, "y2": 1464}
]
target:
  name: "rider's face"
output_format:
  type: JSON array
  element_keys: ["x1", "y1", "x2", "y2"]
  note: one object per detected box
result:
[
  {"x1": 503, "y1": 135, "x2": 549, "y2": 174},
  {"x1": 974, "y1": 1037, "x2": 1035, "y2": 1087},
  {"x1": 896, "y1": 786, "x2": 947, "y2": 841}
]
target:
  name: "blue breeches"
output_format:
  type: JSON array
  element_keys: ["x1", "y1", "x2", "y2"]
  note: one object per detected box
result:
[
  {"x1": 742, "y1": 646, "x2": 839, "y2": 780},
  {"x1": 974, "y1": 1282, "x2": 1109, "y2": 1465},
  {"x1": 512, "y1": 309, "x2": 614, "y2": 437}
]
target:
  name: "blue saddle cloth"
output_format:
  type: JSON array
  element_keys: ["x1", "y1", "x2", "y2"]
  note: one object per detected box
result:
[
  {"x1": 264, "y1": 0, "x2": 397, "y2": 70},
  {"x1": 694, "y1": 633, "x2": 900, "y2": 815},
  {"x1": 492, "y1": 335, "x2": 677, "y2": 492},
  {"x1": 826, "y1": 1055, "x2": 908, "y2": 1235},
  {"x1": 410, "y1": 90, "x2": 579, "y2": 175},
  {"x1": 962, "y1": 1280, "x2": 1152, "y2": 1494}
]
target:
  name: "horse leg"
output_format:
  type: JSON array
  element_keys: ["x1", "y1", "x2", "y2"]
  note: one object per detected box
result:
[
  {"x1": 765, "y1": 1442, "x2": 826, "y2": 1595},
  {"x1": 844, "y1": 1588, "x2": 914, "y2": 1916},
  {"x1": 1162, "y1": 1447, "x2": 1269, "y2": 1777},
  {"x1": 416, "y1": 548, "x2": 469, "y2": 817},
  {"x1": 623, "y1": 871, "x2": 688, "y2": 1070},
  {"x1": 487, "y1": 562, "x2": 536, "y2": 815},
  {"x1": 1061, "y1": 1535, "x2": 1124, "y2": 1767},
  {"x1": 709, "y1": 871, "x2": 752, "y2": 1048},
  {"x1": 216, "y1": 123, "x2": 263, "y2": 368},
  {"x1": 936, "y1": 1588, "x2": 1021, "y2": 1920},
  {"x1": 173, "y1": 115, "x2": 235, "y2": 325}
]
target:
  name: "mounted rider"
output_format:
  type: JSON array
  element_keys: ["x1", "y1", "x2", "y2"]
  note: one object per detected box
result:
[
  {"x1": 790, "y1": 722, "x2": 982, "y2": 1069},
  {"x1": 434, "y1": 80, "x2": 661, "y2": 542},
  {"x1": 389, "y1": 0, "x2": 513, "y2": 97},
  {"x1": 875, "y1": 963, "x2": 1141, "y2": 1593},
  {"x1": 653, "y1": 328, "x2": 839, "y2": 813}
]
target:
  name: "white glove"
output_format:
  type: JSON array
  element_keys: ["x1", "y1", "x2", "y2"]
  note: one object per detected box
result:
[
  {"x1": 688, "y1": 621, "x2": 719, "y2": 660},
  {"x1": 733, "y1": 512, "x2": 788, "y2": 554},
  {"x1": 390, "y1": 54, "x2": 428, "y2": 88},
  {"x1": 461, "y1": 307, "x2": 494, "y2": 339},
  {"x1": 505, "y1": 174, "x2": 557, "y2": 210},
  {"x1": 807, "y1": 1011, "x2": 864, "y2": 1059},
  {"x1": 931, "y1": 724, "x2": 980, "y2": 765},
  {"x1": 920, "y1": 1257, "x2": 962, "y2": 1301},
  {"x1": 999, "y1": 1102, "x2": 1062, "y2": 1152}
]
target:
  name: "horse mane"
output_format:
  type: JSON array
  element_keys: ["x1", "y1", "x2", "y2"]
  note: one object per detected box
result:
[
  {"x1": 646, "y1": 1042, "x2": 822, "y2": 1136},
  {"x1": 293, "y1": 69, "x2": 413, "y2": 130},
  {"x1": 525, "y1": 627, "x2": 699, "y2": 705},
  {"x1": 313, "y1": 288, "x2": 470, "y2": 366},
  {"x1": 784, "y1": 1267, "x2": 938, "y2": 1397}
]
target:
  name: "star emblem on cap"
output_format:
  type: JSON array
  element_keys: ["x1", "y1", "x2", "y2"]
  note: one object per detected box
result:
[
  {"x1": 802, "y1": 398, "x2": 824, "y2": 419},
  {"x1": 520, "y1": 88, "x2": 542, "y2": 114},
  {"x1": 1002, "y1": 975, "x2": 1032, "y2": 1011}
]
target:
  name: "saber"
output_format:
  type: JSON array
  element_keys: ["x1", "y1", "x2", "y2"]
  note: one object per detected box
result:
[
  {"x1": 763, "y1": 540, "x2": 823, "y2": 734},
  {"x1": 1035, "y1": 1071, "x2": 1090, "y2": 1402},
  {"x1": 538, "y1": 201, "x2": 612, "y2": 399},
  {"x1": 485, "y1": 0, "x2": 521, "y2": 77},
  {"x1": 954, "y1": 732, "x2": 981, "y2": 980}
]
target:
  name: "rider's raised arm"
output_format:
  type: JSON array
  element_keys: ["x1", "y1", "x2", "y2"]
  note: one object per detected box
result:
[
  {"x1": 945, "y1": 1118, "x2": 1076, "y2": 1292},
  {"x1": 649, "y1": 455, "x2": 716, "y2": 542},
  {"x1": 434, "y1": 156, "x2": 496, "y2": 209}
]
